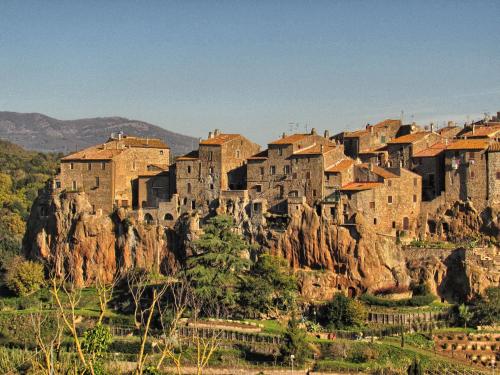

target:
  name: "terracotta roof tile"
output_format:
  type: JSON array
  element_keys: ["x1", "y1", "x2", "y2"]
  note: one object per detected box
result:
[
  {"x1": 412, "y1": 142, "x2": 449, "y2": 158},
  {"x1": 461, "y1": 124, "x2": 500, "y2": 138},
  {"x1": 199, "y1": 134, "x2": 240, "y2": 145},
  {"x1": 176, "y1": 150, "x2": 199, "y2": 161},
  {"x1": 248, "y1": 150, "x2": 269, "y2": 160},
  {"x1": 115, "y1": 136, "x2": 169, "y2": 149},
  {"x1": 488, "y1": 142, "x2": 500, "y2": 152},
  {"x1": 340, "y1": 182, "x2": 383, "y2": 191},
  {"x1": 359, "y1": 163, "x2": 399, "y2": 179},
  {"x1": 62, "y1": 148, "x2": 123, "y2": 161},
  {"x1": 373, "y1": 119, "x2": 402, "y2": 128},
  {"x1": 269, "y1": 133, "x2": 309, "y2": 145},
  {"x1": 325, "y1": 159, "x2": 354, "y2": 173},
  {"x1": 446, "y1": 139, "x2": 490, "y2": 150},
  {"x1": 293, "y1": 143, "x2": 337, "y2": 156},
  {"x1": 387, "y1": 132, "x2": 431, "y2": 144}
]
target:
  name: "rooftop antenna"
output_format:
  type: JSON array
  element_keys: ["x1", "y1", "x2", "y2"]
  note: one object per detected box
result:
[
  {"x1": 288, "y1": 122, "x2": 299, "y2": 133},
  {"x1": 400, "y1": 110, "x2": 404, "y2": 124},
  {"x1": 305, "y1": 123, "x2": 309, "y2": 133}
]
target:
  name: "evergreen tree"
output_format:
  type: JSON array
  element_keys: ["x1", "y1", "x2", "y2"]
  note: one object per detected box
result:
[
  {"x1": 280, "y1": 312, "x2": 311, "y2": 365},
  {"x1": 186, "y1": 215, "x2": 251, "y2": 313}
]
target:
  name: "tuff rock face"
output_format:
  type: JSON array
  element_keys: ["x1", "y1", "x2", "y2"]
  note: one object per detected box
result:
[{"x1": 24, "y1": 190, "x2": 498, "y2": 302}]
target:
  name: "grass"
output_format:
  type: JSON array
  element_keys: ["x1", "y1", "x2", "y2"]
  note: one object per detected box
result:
[{"x1": 245, "y1": 319, "x2": 286, "y2": 335}]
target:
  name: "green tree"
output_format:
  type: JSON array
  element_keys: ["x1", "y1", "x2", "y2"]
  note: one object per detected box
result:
[
  {"x1": 317, "y1": 294, "x2": 367, "y2": 329},
  {"x1": 458, "y1": 304, "x2": 473, "y2": 329},
  {"x1": 82, "y1": 323, "x2": 112, "y2": 362},
  {"x1": 238, "y1": 254, "x2": 297, "y2": 317},
  {"x1": 186, "y1": 215, "x2": 251, "y2": 313},
  {"x1": 4, "y1": 256, "x2": 45, "y2": 296},
  {"x1": 280, "y1": 313, "x2": 311, "y2": 365},
  {"x1": 473, "y1": 287, "x2": 500, "y2": 326}
]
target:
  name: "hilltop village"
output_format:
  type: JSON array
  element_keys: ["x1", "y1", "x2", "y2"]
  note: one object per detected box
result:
[{"x1": 48, "y1": 113, "x2": 500, "y2": 242}]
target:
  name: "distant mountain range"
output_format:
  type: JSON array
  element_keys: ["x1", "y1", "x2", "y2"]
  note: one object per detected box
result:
[{"x1": 0, "y1": 111, "x2": 198, "y2": 156}]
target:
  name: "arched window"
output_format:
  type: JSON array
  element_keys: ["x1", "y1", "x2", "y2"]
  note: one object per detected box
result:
[
  {"x1": 144, "y1": 213, "x2": 154, "y2": 224},
  {"x1": 164, "y1": 213, "x2": 174, "y2": 221}
]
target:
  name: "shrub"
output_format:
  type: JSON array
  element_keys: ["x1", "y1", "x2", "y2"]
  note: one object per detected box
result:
[
  {"x1": 348, "y1": 344, "x2": 379, "y2": 363},
  {"x1": 4, "y1": 257, "x2": 45, "y2": 296},
  {"x1": 317, "y1": 294, "x2": 367, "y2": 329},
  {"x1": 360, "y1": 293, "x2": 435, "y2": 307}
]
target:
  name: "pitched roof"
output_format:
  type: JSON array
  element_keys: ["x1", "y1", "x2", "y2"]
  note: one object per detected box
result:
[
  {"x1": 340, "y1": 182, "x2": 383, "y2": 191},
  {"x1": 269, "y1": 133, "x2": 309, "y2": 145},
  {"x1": 446, "y1": 139, "x2": 491, "y2": 151},
  {"x1": 248, "y1": 150, "x2": 269, "y2": 160},
  {"x1": 176, "y1": 150, "x2": 199, "y2": 161},
  {"x1": 461, "y1": 125, "x2": 500, "y2": 138},
  {"x1": 344, "y1": 119, "x2": 401, "y2": 138},
  {"x1": 412, "y1": 142, "x2": 449, "y2": 158},
  {"x1": 199, "y1": 133, "x2": 240, "y2": 145},
  {"x1": 293, "y1": 143, "x2": 337, "y2": 156},
  {"x1": 358, "y1": 145, "x2": 387, "y2": 154},
  {"x1": 387, "y1": 132, "x2": 431, "y2": 144},
  {"x1": 113, "y1": 136, "x2": 169, "y2": 149},
  {"x1": 62, "y1": 148, "x2": 123, "y2": 161},
  {"x1": 359, "y1": 163, "x2": 399, "y2": 179},
  {"x1": 373, "y1": 119, "x2": 402, "y2": 129},
  {"x1": 325, "y1": 159, "x2": 354, "y2": 173},
  {"x1": 344, "y1": 129, "x2": 369, "y2": 138},
  {"x1": 489, "y1": 142, "x2": 500, "y2": 152}
]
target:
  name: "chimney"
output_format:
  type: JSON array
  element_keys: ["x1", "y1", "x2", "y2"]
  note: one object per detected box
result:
[
  {"x1": 472, "y1": 124, "x2": 476, "y2": 135},
  {"x1": 146, "y1": 137, "x2": 149, "y2": 145},
  {"x1": 320, "y1": 145, "x2": 324, "y2": 153},
  {"x1": 311, "y1": 128, "x2": 317, "y2": 135},
  {"x1": 369, "y1": 126, "x2": 374, "y2": 134},
  {"x1": 324, "y1": 130, "x2": 330, "y2": 138},
  {"x1": 430, "y1": 122, "x2": 434, "y2": 133},
  {"x1": 282, "y1": 132, "x2": 286, "y2": 139},
  {"x1": 214, "y1": 129, "x2": 220, "y2": 137},
  {"x1": 208, "y1": 131, "x2": 213, "y2": 139},
  {"x1": 447, "y1": 121, "x2": 454, "y2": 127}
]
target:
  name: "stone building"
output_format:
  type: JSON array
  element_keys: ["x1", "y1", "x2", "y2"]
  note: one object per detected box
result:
[
  {"x1": 460, "y1": 123, "x2": 500, "y2": 139},
  {"x1": 175, "y1": 130, "x2": 260, "y2": 216},
  {"x1": 247, "y1": 129, "x2": 345, "y2": 214},
  {"x1": 340, "y1": 119, "x2": 402, "y2": 159},
  {"x1": 487, "y1": 142, "x2": 500, "y2": 206},
  {"x1": 443, "y1": 139, "x2": 493, "y2": 211},
  {"x1": 331, "y1": 164, "x2": 422, "y2": 236},
  {"x1": 55, "y1": 134, "x2": 170, "y2": 214},
  {"x1": 386, "y1": 131, "x2": 442, "y2": 169}
]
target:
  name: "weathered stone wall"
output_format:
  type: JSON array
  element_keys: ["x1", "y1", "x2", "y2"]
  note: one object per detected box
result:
[
  {"x1": 412, "y1": 154, "x2": 445, "y2": 201},
  {"x1": 487, "y1": 150, "x2": 500, "y2": 205}
]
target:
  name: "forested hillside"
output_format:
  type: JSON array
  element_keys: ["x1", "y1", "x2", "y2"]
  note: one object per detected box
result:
[{"x1": 0, "y1": 139, "x2": 60, "y2": 261}]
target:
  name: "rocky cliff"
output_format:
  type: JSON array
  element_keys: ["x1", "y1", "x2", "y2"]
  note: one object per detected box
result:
[{"x1": 24, "y1": 190, "x2": 498, "y2": 302}]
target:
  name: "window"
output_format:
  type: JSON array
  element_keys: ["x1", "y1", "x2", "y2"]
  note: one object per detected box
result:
[
  {"x1": 413, "y1": 178, "x2": 418, "y2": 186},
  {"x1": 210, "y1": 183, "x2": 214, "y2": 190},
  {"x1": 392, "y1": 221, "x2": 396, "y2": 229},
  {"x1": 121, "y1": 200, "x2": 129, "y2": 207},
  {"x1": 253, "y1": 203, "x2": 261, "y2": 213},
  {"x1": 278, "y1": 148, "x2": 283, "y2": 156},
  {"x1": 70, "y1": 163, "x2": 74, "y2": 170},
  {"x1": 254, "y1": 185, "x2": 262, "y2": 193},
  {"x1": 413, "y1": 194, "x2": 417, "y2": 203},
  {"x1": 164, "y1": 213, "x2": 174, "y2": 220},
  {"x1": 160, "y1": 150, "x2": 164, "y2": 155},
  {"x1": 101, "y1": 162, "x2": 106, "y2": 170},
  {"x1": 279, "y1": 185, "x2": 284, "y2": 198},
  {"x1": 92, "y1": 205, "x2": 96, "y2": 213},
  {"x1": 369, "y1": 201, "x2": 375, "y2": 209},
  {"x1": 403, "y1": 217, "x2": 410, "y2": 230},
  {"x1": 187, "y1": 166, "x2": 191, "y2": 174},
  {"x1": 387, "y1": 180, "x2": 392, "y2": 187},
  {"x1": 312, "y1": 189, "x2": 317, "y2": 197},
  {"x1": 306, "y1": 171, "x2": 311, "y2": 179},
  {"x1": 72, "y1": 181, "x2": 77, "y2": 190},
  {"x1": 183, "y1": 197, "x2": 188, "y2": 205},
  {"x1": 469, "y1": 152, "x2": 475, "y2": 160},
  {"x1": 289, "y1": 190, "x2": 298, "y2": 197},
  {"x1": 208, "y1": 151, "x2": 213, "y2": 161},
  {"x1": 55, "y1": 180, "x2": 61, "y2": 189},
  {"x1": 236, "y1": 150, "x2": 240, "y2": 158},
  {"x1": 260, "y1": 167, "x2": 264, "y2": 176},
  {"x1": 293, "y1": 172, "x2": 297, "y2": 179},
  {"x1": 191, "y1": 200, "x2": 196, "y2": 209},
  {"x1": 373, "y1": 218, "x2": 377, "y2": 225},
  {"x1": 95, "y1": 177, "x2": 100, "y2": 187},
  {"x1": 270, "y1": 166, "x2": 276, "y2": 175},
  {"x1": 387, "y1": 196, "x2": 393, "y2": 204},
  {"x1": 284, "y1": 165, "x2": 290, "y2": 174},
  {"x1": 209, "y1": 167, "x2": 214, "y2": 174},
  {"x1": 187, "y1": 183, "x2": 192, "y2": 193},
  {"x1": 88, "y1": 163, "x2": 92, "y2": 171},
  {"x1": 496, "y1": 171, "x2": 500, "y2": 180},
  {"x1": 470, "y1": 171, "x2": 475, "y2": 179}
]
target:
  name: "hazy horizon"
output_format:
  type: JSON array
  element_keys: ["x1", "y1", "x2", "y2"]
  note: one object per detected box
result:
[{"x1": 1, "y1": 0, "x2": 499, "y2": 145}]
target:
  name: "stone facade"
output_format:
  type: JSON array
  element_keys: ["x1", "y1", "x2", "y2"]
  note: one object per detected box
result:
[
  {"x1": 386, "y1": 131, "x2": 442, "y2": 169},
  {"x1": 175, "y1": 130, "x2": 260, "y2": 216},
  {"x1": 55, "y1": 134, "x2": 170, "y2": 214},
  {"x1": 247, "y1": 129, "x2": 345, "y2": 214},
  {"x1": 487, "y1": 143, "x2": 500, "y2": 206}
]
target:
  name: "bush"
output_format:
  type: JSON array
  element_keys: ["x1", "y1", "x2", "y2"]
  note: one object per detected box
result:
[
  {"x1": 317, "y1": 294, "x2": 367, "y2": 329},
  {"x1": 360, "y1": 293, "x2": 435, "y2": 307},
  {"x1": 4, "y1": 257, "x2": 45, "y2": 296},
  {"x1": 348, "y1": 344, "x2": 379, "y2": 363}
]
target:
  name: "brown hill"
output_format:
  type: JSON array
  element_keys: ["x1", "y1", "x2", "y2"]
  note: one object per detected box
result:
[{"x1": 0, "y1": 111, "x2": 198, "y2": 156}]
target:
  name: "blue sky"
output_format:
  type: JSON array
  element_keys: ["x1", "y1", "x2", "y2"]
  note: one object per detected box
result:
[{"x1": 1, "y1": 1, "x2": 499, "y2": 145}]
